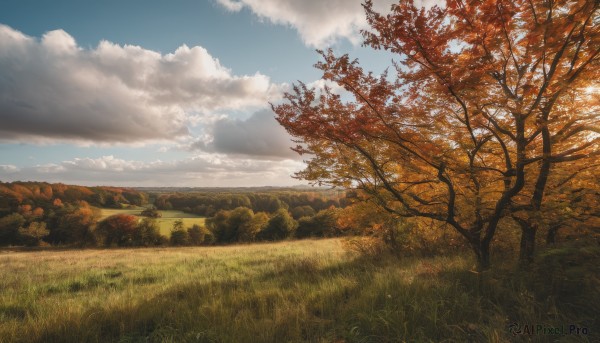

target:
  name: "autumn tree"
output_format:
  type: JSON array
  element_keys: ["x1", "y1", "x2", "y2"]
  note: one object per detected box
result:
[
  {"x1": 275, "y1": 0, "x2": 599, "y2": 270},
  {"x1": 18, "y1": 222, "x2": 49, "y2": 246},
  {"x1": 51, "y1": 202, "x2": 99, "y2": 245},
  {"x1": 96, "y1": 214, "x2": 139, "y2": 247}
]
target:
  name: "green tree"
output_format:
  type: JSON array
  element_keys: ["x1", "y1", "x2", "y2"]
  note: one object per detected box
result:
[
  {"x1": 296, "y1": 209, "x2": 339, "y2": 238},
  {"x1": 258, "y1": 209, "x2": 298, "y2": 241},
  {"x1": 188, "y1": 224, "x2": 214, "y2": 245},
  {"x1": 134, "y1": 218, "x2": 164, "y2": 246},
  {"x1": 170, "y1": 219, "x2": 189, "y2": 246},
  {"x1": 239, "y1": 212, "x2": 269, "y2": 242},
  {"x1": 291, "y1": 205, "x2": 316, "y2": 220}
]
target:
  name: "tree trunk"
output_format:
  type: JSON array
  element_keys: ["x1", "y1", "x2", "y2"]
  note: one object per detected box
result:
[
  {"x1": 546, "y1": 225, "x2": 559, "y2": 244},
  {"x1": 519, "y1": 224, "x2": 536, "y2": 267},
  {"x1": 472, "y1": 239, "x2": 491, "y2": 271}
]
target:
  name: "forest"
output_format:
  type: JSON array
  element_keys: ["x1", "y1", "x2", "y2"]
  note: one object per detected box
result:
[{"x1": 0, "y1": 181, "x2": 355, "y2": 248}]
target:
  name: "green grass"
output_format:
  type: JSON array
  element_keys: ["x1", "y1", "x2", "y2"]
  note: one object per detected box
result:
[
  {"x1": 99, "y1": 208, "x2": 205, "y2": 236},
  {"x1": 0, "y1": 239, "x2": 597, "y2": 342}
]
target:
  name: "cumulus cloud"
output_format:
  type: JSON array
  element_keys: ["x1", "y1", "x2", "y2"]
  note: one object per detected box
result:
[
  {"x1": 190, "y1": 109, "x2": 298, "y2": 158},
  {"x1": 0, "y1": 24, "x2": 280, "y2": 144},
  {"x1": 215, "y1": 0, "x2": 401, "y2": 47},
  {"x1": 0, "y1": 155, "x2": 305, "y2": 187}
]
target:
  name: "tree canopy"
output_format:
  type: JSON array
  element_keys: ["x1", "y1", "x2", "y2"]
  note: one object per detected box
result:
[{"x1": 275, "y1": 0, "x2": 599, "y2": 270}]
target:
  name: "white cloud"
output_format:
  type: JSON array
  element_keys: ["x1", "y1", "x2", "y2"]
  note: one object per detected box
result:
[
  {"x1": 215, "y1": 0, "x2": 400, "y2": 47},
  {"x1": 0, "y1": 165, "x2": 19, "y2": 173},
  {"x1": 0, "y1": 24, "x2": 280, "y2": 144},
  {"x1": 0, "y1": 155, "x2": 305, "y2": 187}
]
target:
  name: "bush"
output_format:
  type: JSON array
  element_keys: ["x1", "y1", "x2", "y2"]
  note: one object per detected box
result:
[{"x1": 140, "y1": 208, "x2": 161, "y2": 218}]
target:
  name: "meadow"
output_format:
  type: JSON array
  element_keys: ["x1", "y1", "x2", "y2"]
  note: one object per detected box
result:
[
  {"x1": 99, "y1": 208, "x2": 205, "y2": 236},
  {"x1": 0, "y1": 238, "x2": 597, "y2": 342}
]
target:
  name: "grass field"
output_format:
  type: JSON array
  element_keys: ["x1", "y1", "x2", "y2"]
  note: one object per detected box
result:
[
  {"x1": 0, "y1": 239, "x2": 597, "y2": 342},
  {"x1": 99, "y1": 208, "x2": 205, "y2": 236}
]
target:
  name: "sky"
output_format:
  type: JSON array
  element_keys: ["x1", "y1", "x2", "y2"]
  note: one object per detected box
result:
[{"x1": 0, "y1": 0, "x2": 402, "y2": 187}]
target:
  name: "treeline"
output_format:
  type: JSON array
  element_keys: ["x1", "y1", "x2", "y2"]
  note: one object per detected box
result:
[
  {"x1": 154, "y1": 190, "x2": 349, "y2": 217},
  {"x1": 0, "y1": 181, "x2": 354, "y2": 247},
  {"x1": 205, "y1": 206, "x2": 342, "y2": 244},
  {"x1": 115, "y1": 206, "x2": 345, "y2": 247},
  {"x1": 0, "y1": 181, "x2": 149, "y2": 247},
  {"x1": 0, "y1": 181, "x2": 148, "y2": 212}
]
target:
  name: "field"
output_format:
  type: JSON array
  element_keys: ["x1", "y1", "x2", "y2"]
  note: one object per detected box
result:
[
  {"x1": 1, "y1": 239, "x2": 597, "y2": 342},
  {"x1": 99, "y1": 208, "x2": 205, "y2": 236}
]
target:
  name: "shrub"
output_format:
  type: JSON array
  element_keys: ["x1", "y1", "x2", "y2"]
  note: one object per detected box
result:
[{"x1": 140, "y1": 208, "x2": 161, "y2": 218}]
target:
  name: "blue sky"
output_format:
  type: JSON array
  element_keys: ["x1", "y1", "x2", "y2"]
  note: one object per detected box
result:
[{"x1": 0, "y1": 0, "x2": 398, "y2": 187}]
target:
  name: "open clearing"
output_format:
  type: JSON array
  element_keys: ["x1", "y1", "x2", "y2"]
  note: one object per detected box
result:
[
  {"x1": 99, "y1": 208, "x2": 205, "y2": 236},
  {"x1": 0, "y1": 239, "x2": 597, "y2": 342}
]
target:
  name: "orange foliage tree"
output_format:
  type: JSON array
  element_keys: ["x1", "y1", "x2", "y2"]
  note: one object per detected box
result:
[{"x1": 274, "y1": 0, "x2": 599, "y2": 270}]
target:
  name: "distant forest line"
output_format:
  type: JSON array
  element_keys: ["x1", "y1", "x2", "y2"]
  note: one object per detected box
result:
[{"x1": 0, "y1": 181, "x2": 352, "y2": 248}]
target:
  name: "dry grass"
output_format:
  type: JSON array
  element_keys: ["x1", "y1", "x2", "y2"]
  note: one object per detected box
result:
[{"x1": 0, "y1": 239, "x2": 597, "y2": 342}]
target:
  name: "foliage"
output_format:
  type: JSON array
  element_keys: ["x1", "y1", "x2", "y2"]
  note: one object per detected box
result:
[
  {"x1": 257, "y1": 209, "x2": 298, "y2": 241},
  {"x1": 0, "y1": 213, "x2": 26, "y2": 246},
  {"x1": 241, "y1": 212, "x2": 269, "y2": 242},
  {"x1": 48, "y1": 202, "x2": 99, "y2": 246},
  {"x1": 0, "y1": 181, "x2": 148, "y2": 211},
  {"x1": 17, "y1": 222, "x2": 49, "y2": 247},
  {"x1": 96, "y1": 214, "x2": 139, "y2": 247},
  {"x1": 134, "y1": 218, "x2": 165, "y2": 246},
  {"x1": 187, "y1": 224, "x2": 214, "y2": 245},
  {"x1": 140, "y1": 207, "x2": 161, "y2": 218},
  {"x1": 296, "y1": 208, "x2": 339, "y2": 238},
  {"x1": 290, "y1": 205, "x2": 316, "y2": 219},
  {"x1": 205, "y1": 207, "x2": 263, "y2": 243},
  {"x1": 170, "y1": 220, "x2": 189, "y2": 246},
  {"x1": 274, "y1": 0, "x2": 600, "y2": 269},
  {"x1": 155, "y1": 189, "x2": 347, "y2": 216}
]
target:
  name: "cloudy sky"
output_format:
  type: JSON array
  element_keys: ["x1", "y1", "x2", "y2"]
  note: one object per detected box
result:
[{"x1": 0, "y1": 0, "x2": 399, "y2": 187}]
